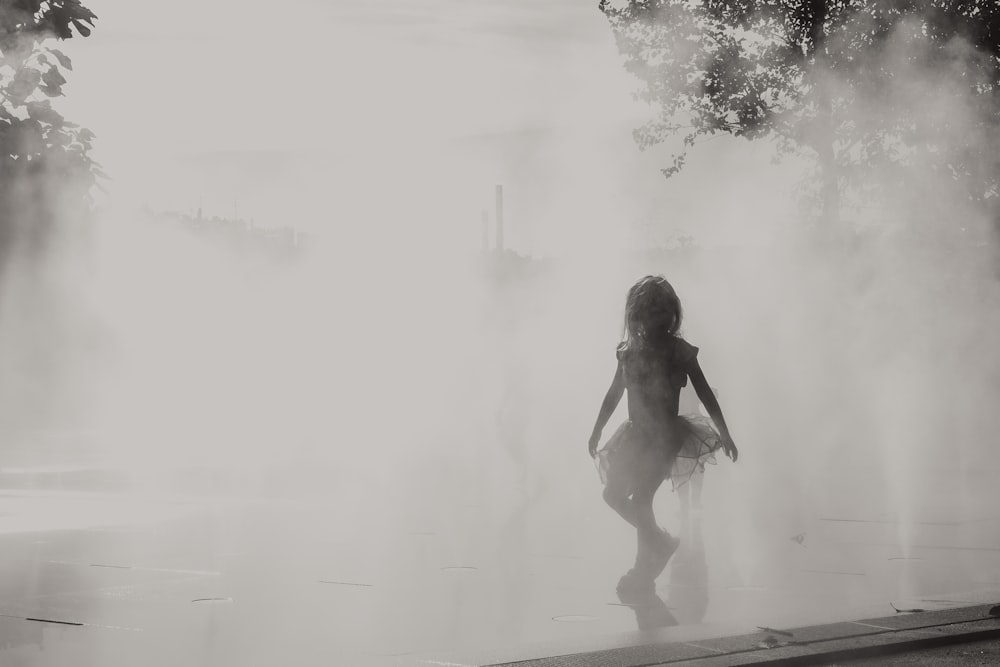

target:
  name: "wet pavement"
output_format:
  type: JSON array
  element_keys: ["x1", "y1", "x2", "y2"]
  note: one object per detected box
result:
[{"x1": 0, "y1": 459, "x2": 998, "y2": 667}]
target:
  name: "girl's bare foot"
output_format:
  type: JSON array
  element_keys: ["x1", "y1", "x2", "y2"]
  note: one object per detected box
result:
[{"x1": 617, "y1": 569, "x2": 655, "y2": 604}]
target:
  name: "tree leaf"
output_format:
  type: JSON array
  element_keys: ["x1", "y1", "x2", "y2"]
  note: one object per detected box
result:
[
  {"x1": 71, "y1": 19, "x2": 91, "y2": 37},
  {"x1": 890, "y1": 603, "x2": 925, "y2": 613},
  {"x1": 26, "y1": 100, "x2": 64, "y2": 126},
  {"x1": 42, "y1": 66, "x2": 67, "y2": 89},
  {"x1": 39, "y1": 83, "x2": 63, "y2": 97},
  {"x1": 49, "y1": 48, "x2": 72, "y2": 70},
  {"x1": 44, "y1": 6, "x2": 76, "y2": 39},
  {"x1": 47, "y1": 127, "x2": 73, "y2": 148},
  {"x1": 25, "y1": 99, "x2": 52, "y2": 113},
  {"x1": 6, "y1": 67, "x2": 43, "y2": 106}
]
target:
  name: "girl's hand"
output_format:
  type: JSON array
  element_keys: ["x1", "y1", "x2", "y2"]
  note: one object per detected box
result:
[
  {"x1": 722, "y1": 435, "x2": 738, "y2": 462},
  {"x1": 588, "y1": 432, "x2": 601, "y2": 458}
]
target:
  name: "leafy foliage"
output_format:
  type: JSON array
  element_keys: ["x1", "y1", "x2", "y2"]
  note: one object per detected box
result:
[
  {"x1": 0, "y1": 0, "x2": 99, "y2": 258},
  {"x1": 600, "y1": 1, "x2": 1000, "y2": 220}
]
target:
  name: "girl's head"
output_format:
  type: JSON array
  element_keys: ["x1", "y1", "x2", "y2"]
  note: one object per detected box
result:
[{"x1": 623, "y1": 275, "x2": 682, "y2": 349}]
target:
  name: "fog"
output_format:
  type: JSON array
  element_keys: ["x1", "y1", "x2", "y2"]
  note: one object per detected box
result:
[{"x1": 2, "y1": 2, "x2": 1000, "y2": 664}]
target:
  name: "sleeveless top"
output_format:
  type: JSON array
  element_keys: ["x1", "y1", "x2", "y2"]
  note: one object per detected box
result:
[{"x1": 616, "y1": 337, "x2": 699, "y2": 435}]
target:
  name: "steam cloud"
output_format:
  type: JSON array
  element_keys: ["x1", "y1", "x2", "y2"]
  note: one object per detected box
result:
[{"x1": 1, "y1": 2, "x2": 998, "y2": 656}]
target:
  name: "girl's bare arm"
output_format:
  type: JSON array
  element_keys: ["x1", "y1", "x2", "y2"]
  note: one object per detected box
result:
[
  {"x1": 589, "y1": 362, "x2": 625, "y2": 456},
  {"x1": 689, "y1": 360, "x2": 738, "y2": 461}
]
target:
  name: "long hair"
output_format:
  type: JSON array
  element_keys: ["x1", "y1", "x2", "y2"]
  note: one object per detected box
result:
[{"x1": 622, "y1": 275, "x2": 683, "y2": 350}]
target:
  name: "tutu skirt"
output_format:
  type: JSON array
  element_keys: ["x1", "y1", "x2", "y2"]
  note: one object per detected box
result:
[{"x1": 597, "y1": 416, "x2": 720, "y2": 491}]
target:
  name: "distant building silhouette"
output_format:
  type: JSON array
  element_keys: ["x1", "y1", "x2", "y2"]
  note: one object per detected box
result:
[{"x1": 141, "y1": 207, "x2": 312, "y2": 260}]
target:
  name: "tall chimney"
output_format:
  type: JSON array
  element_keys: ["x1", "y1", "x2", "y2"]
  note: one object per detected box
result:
[{"x1": 495, "y1": 185, "x2": 504, "y2": 253}]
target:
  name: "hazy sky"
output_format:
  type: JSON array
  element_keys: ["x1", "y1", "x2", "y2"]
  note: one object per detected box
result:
[
  {"x1": 54, "y1": 0, "x2": 793, "y2": 253},
  {"x1": 64, "y1": 1, "x2": 637, "y2": 148}
]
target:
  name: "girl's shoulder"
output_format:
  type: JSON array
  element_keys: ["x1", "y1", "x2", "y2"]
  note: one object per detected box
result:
[{"x1": 671, "y1": 336, "x2": 700, "y2": 367}]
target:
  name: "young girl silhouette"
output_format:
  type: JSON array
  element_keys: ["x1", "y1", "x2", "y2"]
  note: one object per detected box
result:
[{"x1": 588, "y1": 275, "x2": 737, "y2": 596}]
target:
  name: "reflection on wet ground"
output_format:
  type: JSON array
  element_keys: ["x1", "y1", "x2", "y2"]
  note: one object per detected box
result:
[{"x1": 0, "y1": 465, "x2": 998, "y2": 666}]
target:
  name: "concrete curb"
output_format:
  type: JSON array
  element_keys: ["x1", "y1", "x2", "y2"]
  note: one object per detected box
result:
[{"x1": 484, "y1": 603, "x2": 1000, "y2": 666}]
